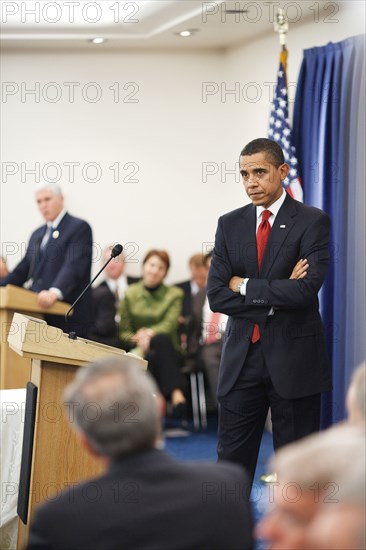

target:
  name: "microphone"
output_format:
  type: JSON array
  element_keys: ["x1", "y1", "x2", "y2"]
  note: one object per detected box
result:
[
  {"x1": 65, "y1": 243, "x2": 123, "y2": 339},
  {"x1": 110, "y1": 243, "x2": 123, "y2": 258}
]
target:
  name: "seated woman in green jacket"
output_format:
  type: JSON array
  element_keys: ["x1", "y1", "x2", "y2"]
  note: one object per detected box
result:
[{"x1": 119, "y1": 249, "x2": 187, "y2": 416}]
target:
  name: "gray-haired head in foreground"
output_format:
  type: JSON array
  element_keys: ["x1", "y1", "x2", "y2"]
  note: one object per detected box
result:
[
  {"x1": 349, "y1": 362, "x2": 366, "y2": 421},
  {"x1": 271, "y1": 423, "x2": 366, "y2": 504},
  {"x1": 35, "y1": 182, "x2": 63, "y2": 196},
  {"x1": 64, "y1": 357, "x2": 161, "y2": 459}
]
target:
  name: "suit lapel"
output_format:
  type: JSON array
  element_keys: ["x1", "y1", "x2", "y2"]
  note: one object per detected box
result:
[
  {"x1": 240, "y1": 204, "x2": 258, "y2": 278},
  {"x1": 260, "y1": 194, "x2": 298, "y2": 277}
]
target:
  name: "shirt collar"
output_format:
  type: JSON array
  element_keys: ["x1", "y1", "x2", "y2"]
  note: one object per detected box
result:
[
  {"x1": 190, "y1": 280, "x2": 200, "y2": 295},
  {"x1": 48, "y1": 209, "x2": 67, "y2": 229},
  {"x1": 256, "y1": 189, "x2": 286, "y2": 221},
  {"x1": 106, "y1": 275, "x2": 127, "y2": 293}
]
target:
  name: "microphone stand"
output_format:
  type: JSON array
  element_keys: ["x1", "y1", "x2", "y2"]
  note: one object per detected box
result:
[{"x1": 65, "y1": 244, "x2": 123, "y2": 340}]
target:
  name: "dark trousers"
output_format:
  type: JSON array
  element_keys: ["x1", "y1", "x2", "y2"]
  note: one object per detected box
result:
[
  {"x1": 145, "y1": 334, "x2": 186, "y2": 399},
  {"x1": 199, "y1": 342, "x2": 221, "y2": 409},
  {"x1": 217, "y1": 341, "x2": 320, "y2": 485}
]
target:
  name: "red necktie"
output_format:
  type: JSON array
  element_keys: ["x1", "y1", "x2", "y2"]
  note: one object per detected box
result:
[{"x1": 252, "y1": 210, "x2": 272, "y2": 343}]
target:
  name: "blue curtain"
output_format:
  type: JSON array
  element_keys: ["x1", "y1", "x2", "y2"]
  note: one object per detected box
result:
[{"x1": 293, "y1": 35, "x2": 365, "y2": 426}]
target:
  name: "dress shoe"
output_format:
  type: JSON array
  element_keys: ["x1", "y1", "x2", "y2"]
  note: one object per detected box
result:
[{"x1": 260, "y1": 472, "x2": 277, "y2": 484}]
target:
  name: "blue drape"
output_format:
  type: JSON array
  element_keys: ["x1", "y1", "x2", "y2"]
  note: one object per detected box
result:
[{"x1": 293, "y1": 35, "x2": 365, "y2": 426}]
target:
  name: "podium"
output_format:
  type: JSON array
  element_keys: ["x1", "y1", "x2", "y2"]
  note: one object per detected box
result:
[
  {"x1": 8, "y1": 313, "x2": 147, "y2": 549},
  {"x1": 0, "y1": 285, "x2": 70, "y2": 389}
]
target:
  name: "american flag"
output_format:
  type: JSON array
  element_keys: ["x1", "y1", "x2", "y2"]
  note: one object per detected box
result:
[{"x1": 268, "y1": 48, "x2": 303, "y2": 202}]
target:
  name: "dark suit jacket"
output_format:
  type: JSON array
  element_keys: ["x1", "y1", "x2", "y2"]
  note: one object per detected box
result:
[
  {"x1": 0, "y1": 213, "x2": 93, "y2": 335},
  {"x1": 186, "y1": 287, "x2": 207, "y2": 358},
  {"x1": 176, "y1": 279, "x2": 192, "y2": 318},
  {"x1": 27, "y1": 448, "x2": 253, "y2": 550},
  {"x1": 207, "y1": 194, "x2": 332, "y2": 399},
  {"x1": 89, "y1": 277, "x2": 139, "y2": 347}
]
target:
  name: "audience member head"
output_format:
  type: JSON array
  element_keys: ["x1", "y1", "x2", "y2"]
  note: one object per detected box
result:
[
  {"x1": 64, "y1": 357, "x2": 163, "y2": 460},
  {"x1": 306, "y1": 448, "x2": 366, "y2": 550},
  {"x1": 239, "y1": 138, "x2": 289, "y2": 209},
  {"x1": 189, "y1": 253, "x2": 208, "y2": 289},
  {"x1": 0, "y1": 256, "x2": 9, "y2": 279},
  {"x1": 346, "y1": 362, "x2": 366, "y2": 425},
  {"x1": 256, "y1": 424, "x2": 365, "y2": 550},
  {"x1": 142, "y1": 249, "x2": 170, "y2": 288},
  {"x1": 103, "y1": 245, "x2": 126, "y2": 281},
  {"x1": 203, "y1": 250, "x2": 213, "y2": 270},
  {"x1": 35, "y1": 183, "x2": 64, "y2": 223}
]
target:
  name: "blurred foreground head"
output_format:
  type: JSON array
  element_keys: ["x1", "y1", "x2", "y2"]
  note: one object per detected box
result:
[
  {"x1": 64, "y1": 357, "x2": 162, "y2": 459},
  {"x1": 346, "y1": 362, "x2": 366, "y2": 425},
  {"x1": 257, "y1": 424, "x2": 365, "y2": 550}
]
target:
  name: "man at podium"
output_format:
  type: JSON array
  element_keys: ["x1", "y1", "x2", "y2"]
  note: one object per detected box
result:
[{"x1": 0, "y1": 183, "x2": 93, "y2": 336}]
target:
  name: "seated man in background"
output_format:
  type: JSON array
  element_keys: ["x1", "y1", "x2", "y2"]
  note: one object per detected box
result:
[
  {"x1": 27, "y1": 357, "x2": 253, "y2": 550},
  {"x1": 176, "y1": 253, "x2": 209, "y2": 348},
  {"x1": 256, "y1": 423, "x2": 365, "y2": 550},
  {"x1": 176, "y1": 253, "x2": 209, "y2": 318},
  {"x1": 89, "y1": 245, "x2": 139, "y2": 347},
  {"x1": 185, "y1": 251, "x2": 227, "y2": 410},
  {"x1": 0, "y1": 183, "x2": 93, "y2": 336}
]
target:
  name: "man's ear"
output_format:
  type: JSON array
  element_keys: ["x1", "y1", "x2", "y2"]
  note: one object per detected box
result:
[
  {"x1": 155, "y1": 392, "x2": 166, "y2": 418},
  {"x1": 77, "y1": 431, "x2": 102, "y2": 458},
  {"x1": 76, "y1": 431, "x2": 110, "y2": 467},
  {"x1": 279, "y1": 163, "x2": 290, "y2": 180}
]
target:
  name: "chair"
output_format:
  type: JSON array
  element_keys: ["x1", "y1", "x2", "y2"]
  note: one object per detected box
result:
[
  {"x1": 181, "y1": 360, "x2": 208, "y2": 430},
  {"x1": 189, "y1": 369, "x2": 208, "y2": 430}
]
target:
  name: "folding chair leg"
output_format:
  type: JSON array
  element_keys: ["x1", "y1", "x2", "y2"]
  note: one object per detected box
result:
[
  {"x1": 197, "y1": 372, "x2": 207, "y2": 430},
  {"x1": 190, "y1": 373, "x2": 200, "y2": 430}
]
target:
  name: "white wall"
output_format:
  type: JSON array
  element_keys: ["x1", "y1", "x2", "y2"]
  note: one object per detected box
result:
[{"x1": 1, "y1": 1, "x2": 364, "y2": 283}]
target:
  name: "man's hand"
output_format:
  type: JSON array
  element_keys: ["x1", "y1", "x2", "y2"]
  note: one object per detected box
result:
[
  {"x1": 229, "y1": 276, "x2": 245, "y2": 293},
  {"x1": 290, "y1": 259, "x2": 309, "y2": 279},
  {"x1": 229, "y1": 259, "x2": 308, "y2": 293},
  {"x1": 37, "y1": 290, "x2": 58, "y2": 308}
]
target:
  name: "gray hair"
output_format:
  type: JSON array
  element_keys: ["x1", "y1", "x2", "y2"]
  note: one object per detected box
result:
[
  {"x1": 271, "y1": 424, "x2": 365, "y2": 503},
  {"x1": 64, "y1": 357, "x2": 161, "y2": 459},
  {"x1": 35, "y1": 182, "x2": 63, "y2": 196},
  {"x1": 349, "y1": 362, "x2": 366, "y2": 421}
]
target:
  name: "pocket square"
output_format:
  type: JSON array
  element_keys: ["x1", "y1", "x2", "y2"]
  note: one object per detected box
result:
[{"x1": 280, "y1": 225, "x2": 286, "y2": 228}]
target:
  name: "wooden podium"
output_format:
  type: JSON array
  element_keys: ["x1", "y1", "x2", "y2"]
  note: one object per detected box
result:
[
  {"x1": 0, "y1": 285, "x2": 70, "y2": 389},
  {"x1": 8, "y1": 313, "x2": 147, "y2": 549}
]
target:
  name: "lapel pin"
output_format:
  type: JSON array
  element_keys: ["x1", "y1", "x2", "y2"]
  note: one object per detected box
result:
[
  {"x1": 280, "y1": 225, "x2": 286, "y2": 228},
  {"x1": 52, "y1": 230, "x2": 59, "y2": 239}
]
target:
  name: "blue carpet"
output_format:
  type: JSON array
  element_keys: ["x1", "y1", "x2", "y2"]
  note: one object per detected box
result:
[{"x1": 164, "y1": 415, "x2": 273, "y2": 550}]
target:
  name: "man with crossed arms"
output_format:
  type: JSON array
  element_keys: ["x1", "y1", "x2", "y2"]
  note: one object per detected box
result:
[{"x1": 207, "y1": 138, "x2": 332, "y2": 484}]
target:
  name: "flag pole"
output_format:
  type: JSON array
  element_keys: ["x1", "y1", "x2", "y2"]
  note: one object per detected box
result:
[
  {"x1": 268, "y1": 8, "x2": 303, "y2": 202},
  {"x1": 274, "y1": 8, "x2": 288, "y2": 52}
]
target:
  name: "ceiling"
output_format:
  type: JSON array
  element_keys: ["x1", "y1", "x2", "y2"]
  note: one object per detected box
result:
[{"x1": 0, "y1": 0, "x2": 353, "y2": 52}]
